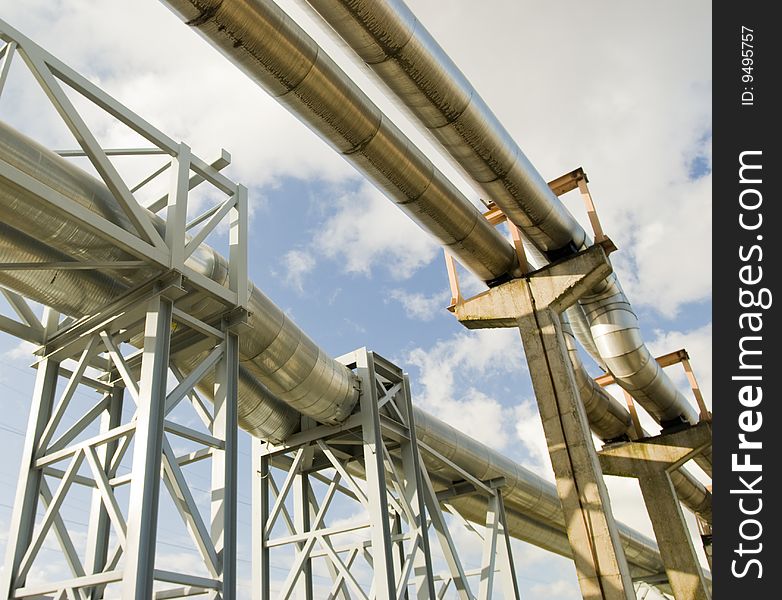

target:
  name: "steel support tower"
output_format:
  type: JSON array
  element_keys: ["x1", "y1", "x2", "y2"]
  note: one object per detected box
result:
[
  {"x1": 252, "y1": 348, "x2": 521, "y2": 600},
  {"x1": 0, "y1": 21, "x2": 248, "y2": 598},
  {"x1": 0, "y1": 18, "x2": 713, "y2": 600}
]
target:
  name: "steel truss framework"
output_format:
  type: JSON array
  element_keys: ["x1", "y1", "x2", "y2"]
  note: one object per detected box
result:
[
  {"x1": 1, "y1": 280, "x2": 242, "y2": 600},
  {"x1": 0, "y1": 19, "x2": 248, "y2": 599},
  {"x1": 253, "y1": 349, "x2": 521, "y2": 600},
  {"x1": 0, "y1": 21, "x2": 524, "y2": 600}
]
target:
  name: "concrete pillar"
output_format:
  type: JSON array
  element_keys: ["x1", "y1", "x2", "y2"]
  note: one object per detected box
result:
[
  {"x1": 698, "y1": 518, "x2": 713, "y2": 571},
  {"x1": 599, "y1": 422, "x2": 712, "y2": 600},
  {"x1": 454, "y1": 245, "x2": 635, "y2": 600}
]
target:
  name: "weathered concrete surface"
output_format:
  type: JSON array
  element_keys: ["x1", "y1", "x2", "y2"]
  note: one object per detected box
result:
[
  {"x1": 600, "y1": 423, "x2": 712, "y2": 600},
  {"x1": 455, "y1": 245, "x2": 635, "y2": 600}
]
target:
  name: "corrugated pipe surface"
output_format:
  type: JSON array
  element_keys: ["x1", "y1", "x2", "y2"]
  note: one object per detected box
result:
[
  {"x1": 0, "y1": 119, "x2": 669, "y2": 571},
  {"x1": 301, "y1": 0, "x2": 701, "y2": 427},
  {"x1": 161, "y1": 0, "x2": 519, "y2": 284},
  {"x1": 0, "y1": 119, "x2": 355, "y2": 442}
]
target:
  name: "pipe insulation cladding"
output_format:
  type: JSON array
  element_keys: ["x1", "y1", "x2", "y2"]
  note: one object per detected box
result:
[
  {"x1": 155, "y1": 0, "x2": 710, "y2": 510},
  {"x1": 156, "y1": 0, "x2": 642, "y2": 447},
  {"x1": 159, "y1": 0, "x2": 700, "y2": 434},
  {"x1": 298, "y1": 0, "x2": 702, "y2": 429},
  {"x1": 0, "y1": 118, "x2": 670, "y2": 575},
  {"x1": 162, "y1": 0, "x2": 521, "y2": 285},
  {"x1": 0, "y1": 119, "x2": 352, "y2": 443}
]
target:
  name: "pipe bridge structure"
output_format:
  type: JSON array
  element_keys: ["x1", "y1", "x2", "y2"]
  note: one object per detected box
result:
[{"x1": 0, "y1": 3, "x2": 711, "y2": 600}]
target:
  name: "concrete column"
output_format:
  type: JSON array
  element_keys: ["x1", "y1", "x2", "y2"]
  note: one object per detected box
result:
[
  {"x1": 599, "y1": 423, "x2": 712, "y2": 600},
  {"x1": 454, "y1": 245, "x2": 635, "y2": 600},
  {"x1": 518, "y1": 308, "x2": 634, "y2": 600}
]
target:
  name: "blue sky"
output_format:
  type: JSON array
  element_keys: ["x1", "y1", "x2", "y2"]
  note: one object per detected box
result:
[{"x1": 0, "y1": 1, "x2": 711, "y2": 598}]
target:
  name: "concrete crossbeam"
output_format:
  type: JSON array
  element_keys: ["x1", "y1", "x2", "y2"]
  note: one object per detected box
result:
[
  {"x1": 599, "y1": 424, "x2": 712, "y2": 600},
  {"x1": 454, "y1": 244, "x2": 635, "y2": 600}
]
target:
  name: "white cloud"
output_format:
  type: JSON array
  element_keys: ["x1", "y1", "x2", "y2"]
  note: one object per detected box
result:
[
  {"x1": 314, "y1": 182, "x2": 440, "y2": 279},
  {"x1": 529, "y1": 578, "x2": 581, "y2": 600},
  {"x1": 0, "y1": 0, "x2": 356, "y2": 191},
  {"x1": 279, "y1": 249, "x2": 316, "y2": 293},
  {"x1": 405, "y1": 328, "x2": 524, "y2": 448},
  {"x1": 513, "y1": 401, "x2": 553, "y2": 478},
  {"x1": 389, "y1": 289, "x2": 451, "y2": 321},
  {"x1": 3, "y1": 340, "x2": 37, "y2": 362}
]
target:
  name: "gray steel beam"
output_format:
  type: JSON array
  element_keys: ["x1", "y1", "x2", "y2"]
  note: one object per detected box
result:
[
  {"x1": 1, "y1": 358, "x2": 60, "y2": 596},
  {"x1": 211, "y1": 330, "x2": 239, "y2": 600},
  {"x1": 356, "y1": 351, "x2": 397, "y2": 600},
  {"x1": 85, "y1": 386, "x2": 125, "y2": 600},
  {"x1": 121, "y1": 294, "x2": 173, "y2": 599}
]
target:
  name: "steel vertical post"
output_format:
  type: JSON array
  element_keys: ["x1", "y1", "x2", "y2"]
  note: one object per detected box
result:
[
  {"x1": 85, "y1": 386, "x2": 125, "y2": 600},
  {"x1": 212, "y1": 330, "x2": 239, "y2": 600},
  {"x1": 293, "y1": 471, "x2": 314, "y2": 600},
  {"x1": 356, "y1": 351, "x2": 397, "y2": 600},
  {"x1": 252, "y1": 438, "x2": 271, "y2": 600},
  {"x1": 0, "y1": 357, "x2": 60, "y2": 597},
  {"x1": 121, "y1": 294, "x2": 173, "y2": 599},
  {"x1": 398, "y1": 374, "x2": 436, "y2": 600}
]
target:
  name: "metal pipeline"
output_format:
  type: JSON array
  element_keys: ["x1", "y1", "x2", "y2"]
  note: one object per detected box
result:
[
  {"x1": 159, "y1": 0, "x2": 519, "y2": 285},
  {"x1": 0, "y1": 119, "x2": 671, "y2": 572},
  {"x1": 561, "y1": 315, "x2": 632, "y2": 441},
  {"x1": 151, "y1": 0, "x2": 709, "y2": 520},
  {"x1": 299, "y1": 0, "x2": 701, "y2": 427},
  {"x1": 0, "y1": 118, "x2": 352, "y2": 442},
  {"x1": 153, "y1": 0, "x2": 663, "y2": 442}
]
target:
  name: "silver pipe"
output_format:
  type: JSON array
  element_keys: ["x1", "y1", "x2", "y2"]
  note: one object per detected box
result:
[
  {"x1": 301, "y1": 0, "x2": 700, "y2": 427},
  {"x1": 154, "y1": 0, "x2": 708, "y2": 523},
  {"x1": 412, "y1": 407, "x2": 665, "y2": 577},
  {"x1": 565, "y1": 303, "x2": 606, "y2": 370},
  {"x1": 159, "y1": 0, "x2": 518, "y2": 284},
  {"x1": 561, "y1": 315, "x2": 632, "y2": 441},
  {"x1": 0, "y1": 119, "x2": 669, "y2": 571},
  {"x1": 0, "y1": 119, "x2": 353, "y2": 442},
  {"x1": 151, "y1": 0, "x2": 679, "y2": 436}
]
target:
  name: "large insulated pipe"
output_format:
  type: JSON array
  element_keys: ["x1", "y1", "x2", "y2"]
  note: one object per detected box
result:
[
  {"x1": 160, "y1": 0, "x2": 518, "y2": 285},
  {"x1": 0, "y1": 119, "x2": 353, "y2": 442},
  {"x1": 154, "y1": 0, "x2": 635, "y2": 445},
  {"x1": 300, "y1": 0, "x2": 701, "y2": 428},
  {"x1": 154, "y1": 0, "x2": 710, "y2": 502},
  {"x1": 0, "y1": 120, "x2": 671, "y2": 573},
  {"x1": 561, "y1": 316, "x2": 632, "y2": 440}
]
